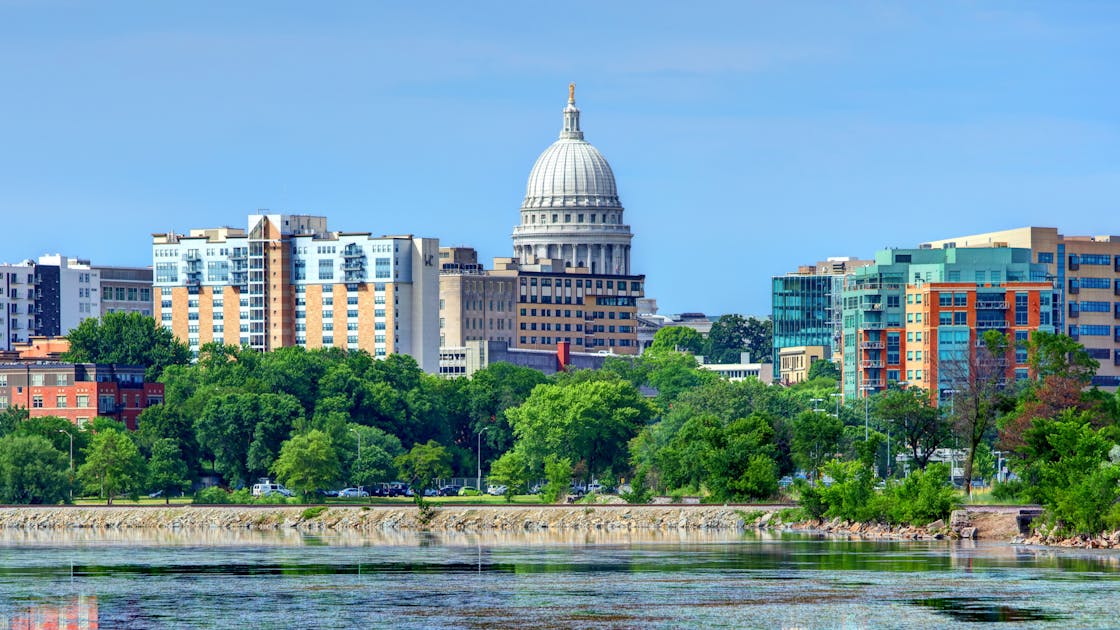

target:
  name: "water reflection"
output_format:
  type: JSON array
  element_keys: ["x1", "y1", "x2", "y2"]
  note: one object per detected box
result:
[{"x1": 0, "y1": 530, "x2": 1118, "y2": 628}]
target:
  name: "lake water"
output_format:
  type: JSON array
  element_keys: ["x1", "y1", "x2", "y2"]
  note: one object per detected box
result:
[{"x1": 1, "y1": 528, "x2": 1118, "y2": 628}]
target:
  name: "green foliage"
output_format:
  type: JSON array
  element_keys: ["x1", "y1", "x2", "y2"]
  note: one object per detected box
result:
[
  {"x1": 488, "y1": 449, "x2": 531, "y2": 502},
  {"x1": 395, "y1": 440, "x2": 452, "y2": 503},
  {"x1": 193, "y1": 486, "x2": 233, "y2": 504},
  {"x1": 990, "y1": 479, "x2": 1026, "y2": 502},
  {"x1": 62, "y1": 311, "x2": 191, "y2": 381},
  {"x1": 705, "y1": 314, "x2": 772, "y2": 364},
  {"x1": 78, "y1": 428, "x2": 146, "y2": 504},
  {"x1": 507, "y1": 379, "x2": 654, "y2": 478},
  {"x1": 0, "y1": 434, "x2": 71, "y2": 504},
  {"x1": 542, "y1": 455, "x2": 572, "y2": 503},
  {"x1": 816, "y1": 460, "x2": 878, "y2": 523},
  {"x1": 649, "y1": 326, "x2": 705, "y2": 355},
  {"x1": 194, "y1": 392, "x2": 304, "y2": 486},
  {"x1": 272, "y1": 430, "x2": 340, "y2": 497},
  {"x1": 881, "y1": 463, "x2": 960, "y2": 526},
  {"x1": 302, "y1": 506, "x2": 328, "y2": 520},
  {"x1": 620, "y1": 467, "x2": 652, "y2": 504},
  {"x1": 146, "y1": 438, "x2": 190, "y2": 503},
  {"x1": 791, "y1": 411, "x2": 844, "y2": 480},
  {"x1": 806, "y1": 360, "x2": 840, "y2": 381},
  {"x1": 875, "y1": 387, "x2": 947, "y2": 471}
]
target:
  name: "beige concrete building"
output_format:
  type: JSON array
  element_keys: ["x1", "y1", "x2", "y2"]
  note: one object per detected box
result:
[
  {"x1": 923, "y1": 227, "x2": 1120, "y2": 389},
  {"x1": 153, "y1": 214, "x2": 440, "y2": 372},
  {"x1": 438, "y1": 247, "x2": 516, "y2": 349},
  {"x1": 778, "y1": 345, "x2": 829, "y2": 385},
  {"x1": 96, "y1": 266, "x2": 153, "y2": 317}
]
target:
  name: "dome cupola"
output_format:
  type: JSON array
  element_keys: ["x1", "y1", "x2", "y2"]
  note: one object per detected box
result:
[{"x1": 512, "y1": 85, "x2": 633, "y2": 275}]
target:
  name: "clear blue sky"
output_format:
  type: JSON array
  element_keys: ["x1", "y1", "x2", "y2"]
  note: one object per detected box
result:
[{"x1": 1, "y1": 1, "x2": 1116, "y2": 316}]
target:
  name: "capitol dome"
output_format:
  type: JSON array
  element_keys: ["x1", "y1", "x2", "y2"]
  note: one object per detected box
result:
[
  {"x1": 522, "y1": 136, "x2": 620, "y2": 209},
  {"x1": 512, "y1": 85, "x2": 634, "y2": 276}
]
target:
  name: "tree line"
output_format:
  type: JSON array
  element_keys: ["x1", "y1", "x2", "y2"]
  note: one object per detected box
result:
[{"x1": 3, "y1": 313, "x2": 1119, "y2": 538}]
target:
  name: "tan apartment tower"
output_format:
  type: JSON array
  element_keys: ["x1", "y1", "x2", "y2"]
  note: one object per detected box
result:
[{"x1": 153, "y1": 214, "x2": 440, "y2": 373}]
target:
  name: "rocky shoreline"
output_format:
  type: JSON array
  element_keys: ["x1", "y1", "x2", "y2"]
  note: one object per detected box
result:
[{"x1": 0, "y1": 504, "x2": 1027, "y2": 542}]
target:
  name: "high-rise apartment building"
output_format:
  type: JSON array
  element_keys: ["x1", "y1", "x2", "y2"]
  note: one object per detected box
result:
[
  {"x1": 923, "y1": 227, "x2": 1120, "y2": 388},
  {"x1": 0, "y1": 255, "x2": 100, "y2": 350},
  {"x1": 771, "y1": 257, "x2": 872, "y2": 382},
  {"x1": 153, "y1": 214, "x2": 439, "y2": 372},
  {"x1": 842, "y1": 247, "x2": 1057, "y2": 403}
]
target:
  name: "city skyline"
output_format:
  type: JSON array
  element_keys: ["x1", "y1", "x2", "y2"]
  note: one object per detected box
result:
[{"x1": 1, "y1": 2, "x2": 1117, "y2": 315}]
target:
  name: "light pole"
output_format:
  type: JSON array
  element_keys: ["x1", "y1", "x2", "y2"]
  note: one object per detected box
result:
[
  {"x1": 477, "y1": 427, "x2": 489, "y2": 492},
  {"x1": 349, "y1": 428, "x2": 361, "y2": 487},
  {"x1": 810, "y1": 397, "x2": 823, "y2": 413},
  {"x1": 58, "y1": 429, "x2": 73, "y2": 500},
  {"x1": 830, "y1": 392, "x2": 842, "y2": 417}
]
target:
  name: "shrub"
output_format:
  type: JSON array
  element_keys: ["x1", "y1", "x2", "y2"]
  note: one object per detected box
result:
[
  {"x1": 620, "y1": 468, "x2": 652, "y2": 504},
  {"x1": 301, "y1": 506, "x2": 328, "y2": 520},
  {"x1": 990, "y1": 479, "x2": 1025, "y2": 502},
  {"x1": 818, "y1": 460, "x2": 878, "y2": 523},
  {"x1": 193, "y1": 486, "x2": 232, "y2": 504},
  {"x1": 1048, "y1": 463, "x2": 1120, "y2": 536},
  {"x1": 794, "y1": 480, "x2": 825, "y2": 520},
  {"x1": 882, "y1": 463, "x2": 960, "y2": 526}
]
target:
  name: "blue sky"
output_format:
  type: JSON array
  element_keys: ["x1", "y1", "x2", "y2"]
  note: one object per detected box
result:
[{"x1": 1, "y1": 1, "x2": 1116, "y2": 316}]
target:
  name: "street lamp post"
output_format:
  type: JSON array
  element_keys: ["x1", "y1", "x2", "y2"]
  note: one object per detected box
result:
[
  {"x1": 477, "y1": 428, "x2": 489, "y2": 492},
  {"x1": 830, "y1": 392, "x2": 842, "y2": 417},
  {"x1": 810, "y1": 397, "x2": 823, "y2": 413},
  {"x1": 58, "y1": 429, "x2": 73, "y2": 500},
  {"x1": 349, "y1": 428, "x2": 361, "y2": 487}
]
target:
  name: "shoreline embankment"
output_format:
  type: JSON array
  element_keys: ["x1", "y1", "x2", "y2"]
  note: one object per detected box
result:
[{"x1": 0, "y1": 504, "x2": 1043, "y2": 543}]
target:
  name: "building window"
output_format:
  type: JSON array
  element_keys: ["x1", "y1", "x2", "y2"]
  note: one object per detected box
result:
[
  {"x1": 32, "y1": 395, "x2": 43, "y2": 408},
  {"x1": 30, "y1": 373, "x2": 43, "y2": 386},
  {"x1": 56, "y1": 395, "x2": 67, "y2": 408},
  {"x1": 318, "y1": 260, "x2": 335, "y2": 281}
]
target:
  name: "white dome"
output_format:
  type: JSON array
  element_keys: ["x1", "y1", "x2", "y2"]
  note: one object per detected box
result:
[{"x1": 522, "y1": 139, "x2": 620, "y2": 209}]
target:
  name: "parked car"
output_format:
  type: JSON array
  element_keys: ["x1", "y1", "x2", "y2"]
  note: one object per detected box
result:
[
  {"x1": 317, "y1": 489, "x2": 339, "y2": 498},
  {"x1": 529, "y1": 483, "x2": 545, "y2": 495},
  {"x1": 338, "y1": 487, "x2": 369, "y2": 498},
  {"x1": 569, "y1": 484, "x2": 587, "y2": 497},
  {"x1": 487, "y1": 484, "x2": 508, "y2": 496},
  {"x1": 459, "y1": 486, "x2": 480, "y2": 496},
  {"x1": 437, "y1": 485, "x2": 462, "y2": 497},
  {"x1": 385, "y1": 482, "x2": 409, "y2": 497}
]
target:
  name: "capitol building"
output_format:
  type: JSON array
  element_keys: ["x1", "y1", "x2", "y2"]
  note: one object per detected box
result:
[
  {"x1": 512, "y1": 84, "x2": 634, "y2": 276},
  {"x1": 438, "y1": 85, "x2": 646, "y2": 373}
]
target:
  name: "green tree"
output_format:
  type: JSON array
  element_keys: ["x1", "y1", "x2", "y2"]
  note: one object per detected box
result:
[
  {"x1": 0, "y1": 406, "x2": 29, "y2": 438},
  {"x1": 806, "y1": 360, "x2": 840, "y2": 381},
  {"x1": 541, "y1": 455, "x2": 572, "y2": 503},
  {"x1": 194, "y1": 392, "x2": 303, "y2": 486},
  {"x1": 466, "y1": 362, "x2": 549, "y2": 467},
  {"x1": 394, "y1": 440, "x2": 452, "y2": 504},
  {"x1": 791, "y1": 411, "x2": 844, "y2": 481},
  {"x1": 146, "y1": 438, "x2": 190, "y2": 503},
  {"x1": 649, "y1": 326, "x2": 706, "y2": 355},
  {"x1": 272, "y1": 430, "x2": 340, "y2": 498},
  {"x1": 488, "y1": 449, "x2": 531, "y2": 502},
  {"x1": 62, "y1": 311, "x2": 191, "y2": 380},
  {"x1": 0, "y1": 434, "x2": 70, "y2": 504},
  {"x1": 705, "y1": 314, "x2": 772, "y2": 364},
  {"x1": 79, "y1": 428, "x2": 146, "y2": 504},
  {"x1": 507, "y1": 379, "x2": 655, "y2": 479},
  {"x1": 874, "y1": 388, "x2": 947, "y2": 471}
]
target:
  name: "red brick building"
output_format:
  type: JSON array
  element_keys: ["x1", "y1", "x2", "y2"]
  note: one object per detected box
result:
[{"x1": 0, "y1": 361, "x2": 163, "y2": 429}]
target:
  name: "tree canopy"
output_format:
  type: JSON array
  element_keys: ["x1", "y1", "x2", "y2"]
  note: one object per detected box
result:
[{"x1": 63, "y1": 311, "x2": 190, "y2": 380}]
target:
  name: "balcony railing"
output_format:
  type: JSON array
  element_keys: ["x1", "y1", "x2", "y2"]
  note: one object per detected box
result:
[
  {"x1": 860, "y1": 360, "x2": 884, "y2": 369},
  {"x1": 859, "y1": 341, "x2": 884, "y2": 350},
  {"x1": 976, "y1": 320, "x2": 1008, "y2": 329},
  {"x1": 975, "y1": 301, "x2": 1008, "y2": 309},
  {"x1": 863, "y1": 303, "x2": 883, "y2": 311}
]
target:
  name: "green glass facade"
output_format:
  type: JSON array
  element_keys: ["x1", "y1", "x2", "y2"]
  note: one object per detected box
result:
[{"x1": 771, "y1": 274, "x2": 841, "y2": 380}]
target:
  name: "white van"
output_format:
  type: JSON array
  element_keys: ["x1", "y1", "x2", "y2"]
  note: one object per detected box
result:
[{"x1": 251, "y1": 480, "x2": 293, "y2": 497}]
